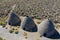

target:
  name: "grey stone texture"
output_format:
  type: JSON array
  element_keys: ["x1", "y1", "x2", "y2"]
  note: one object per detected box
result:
[
  {"x1": 8, "y1": 13, "x2": 21, "y2": 26},
  {"x1": 38, "y1": 19, "x2": 60, "y2": 39},
  {"x1": 21, "y1": 16, "x2": 37, "y2": 32}
]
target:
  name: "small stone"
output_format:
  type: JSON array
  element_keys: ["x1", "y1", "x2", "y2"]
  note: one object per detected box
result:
[
  {"x1": 25, "y1": 36, "x2": 28, "y2": 39},
  {"x1": 15, "y1": 31, "x2": 19, "y2": 34},
  {"x1": 9, "y1": 30, "x2": 14, "y2": 33},
  {"x1": 23, "y1": 32, "x2": 27, "y2": 36}
]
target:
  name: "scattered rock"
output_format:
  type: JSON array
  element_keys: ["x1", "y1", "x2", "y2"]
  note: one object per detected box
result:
[
  {"x1": 15, "y1": 31, "x2": 19, "y2": 34},
  {"x1": 25, "y1": 36, "x2": 28, "y2": 39},
  {"x1": 23, "y1": 32, "x2": 27, "y2": 36},
  {"x1": 9, "y1": 29, "x2": 14, "y2": 33}
]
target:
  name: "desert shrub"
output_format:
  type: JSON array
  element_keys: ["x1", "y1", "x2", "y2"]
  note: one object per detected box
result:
[
  {"x1": 0, "y1": 21, "x2": 6, "y2": 28},
  {"x1": 0, "y1": 37, "x2": 3, "y2": 40}
]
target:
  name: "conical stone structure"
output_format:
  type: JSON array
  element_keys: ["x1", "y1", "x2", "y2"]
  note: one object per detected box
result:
[
  {"x1": 8, "y1": 13, "x2": 21, "y2": 26},
  {"x1": 21, "y1": 16, "x2": 37, "y2": 32},
  {"x1": 38, "y1": 19, "x2": 60, "y2": 39}
]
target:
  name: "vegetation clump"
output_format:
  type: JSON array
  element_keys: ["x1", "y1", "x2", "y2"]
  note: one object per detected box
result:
[
  {"x1": 0, "y1": 21, "x2": 6, "y2": 28},
  {"x1": 0, "y1": 37, "x2": 3, "y2": 40}
]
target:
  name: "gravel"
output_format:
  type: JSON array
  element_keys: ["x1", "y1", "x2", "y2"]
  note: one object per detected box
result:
[
  {"x1": 0, "y1": 0, "x2": 60, "y2": 23},
  {"x1": 0, "y1": 25, "x2": 60, "y2": 40}
]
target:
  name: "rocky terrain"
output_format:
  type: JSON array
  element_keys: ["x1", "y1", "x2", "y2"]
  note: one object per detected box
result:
[
  {"x1": 0, "y1": 0, "x2": 60, "y2": 40},
  {"x1": 0, "y1": 16, "x2": 60, "y2": 40},
  {"x1": 0, "y1": 0, "x2": 60, "y2": 23}
]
